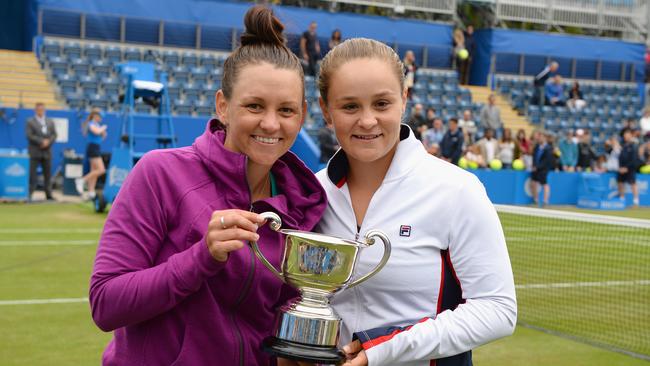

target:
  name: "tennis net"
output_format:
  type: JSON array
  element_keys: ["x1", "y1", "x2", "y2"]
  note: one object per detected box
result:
[{"x1": 496, "y1": 205, "x2": 650, "y2": 360}]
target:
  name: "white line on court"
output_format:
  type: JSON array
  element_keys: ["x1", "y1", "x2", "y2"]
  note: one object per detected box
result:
[
  {"x1": 0, "y1": 240, "x2": 97, "y2": 246},
  {"x1": 516, "y1": 279, "x2": 650, "y2": 290},
  {"x1": 0, "y1": 228, "x2": 101, "y2": 234},
  {"x1": 0, "y1": 297, "x2": 88, "y2": 306}
]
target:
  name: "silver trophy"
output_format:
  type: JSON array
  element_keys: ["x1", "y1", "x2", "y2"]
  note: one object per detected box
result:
[{"x1": 250, "y1": 212, "x2": 391, "y2": 364}]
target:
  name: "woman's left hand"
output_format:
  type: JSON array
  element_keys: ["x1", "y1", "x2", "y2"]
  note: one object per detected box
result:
[{"x1": 342, "y1": 340, "x2": 368, "y2": 366}]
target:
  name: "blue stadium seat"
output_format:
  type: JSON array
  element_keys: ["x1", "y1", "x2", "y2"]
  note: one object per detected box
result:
[
  {"x1": 84, "y1": 43, "x2": 103, "y2": 62},
  {"x1": 591, "y1": 84, "x2": 604, "y2": 95},
  {"x1": 173, "y1": 99, "x2": 193, "y2": 115},
  {"x1": 70, "y1": 58, "x2": 90, "y2": 75},
  {"x1": 134, "y1": 100, "x2": 154, "y2": 114},
  {"x1": 163, "y1": 51, "x2": 180, "y2": 68},
  {"x1": 556, "y1": 106, "x2": 569, "y2": 120},
  {"x1": 190, "y1": 67, "x2": 209, "y2": 86},
  {"x1": 209, "y1": 68, "x2": 223, "y2": 83},
  {"x1": 47, "y1": 55, "x2": 68, "y2": 76},
  {"x1": 182, "y1": 52, "x2": 198, "y2": 68},
  {"x1": 528, "y1": 105, "x2": 541, "y2": 124},
  {"x1": 41, "y1": 39, "x2": 60, "y2": 58},
  {"x1": 430, "y1": 73, "x2": 444, "y2": 85},
  {"x1": 62, "y1": 41, "x2": 81, "y2": 60},
  {"x1": 87, "y1": 93, "x2": 110, "y2": 110},
  {"x1": 101, "y1": 76, "x2": 121, "y2": 96},
  {"x1": 171, "y1": 66, "x2": 190, "y2": 84},
  {"x1": 91, "y1": 59, "x2": 111, "y2": 78},
  {"x1": 79, "y1": 75, "x2": 99, "y2": 95},
  {"x1": 166, "y1": 81, "x2": 181, "y2": 101},
  {"x1": 194, "y1": 99, "x2": 213, "y2": 116},
  {"x1": 65, "y1": 92, "x2": 85, "y2": 110},
  {"x1": 123, "y1": 47, "x2": 142, "y2": 62},
  {"x1": 200, "y1": 54, "x2": 218, "y2": 69},
  {"x1": 183, "y1": 83, "x2": 201, "y2": 102},
  {"x1": 143, "y1": 50, "x2": 159, "y2": 63},
  {"x1": 105, "y1": 46, "x2": 122, "y2": 63},
  {"x1": 57, "y1": 74, "x2": 78, "y2": 94}
]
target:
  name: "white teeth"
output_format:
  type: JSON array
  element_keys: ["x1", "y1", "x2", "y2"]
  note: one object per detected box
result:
[
  {"x1": 354, "y1": 134, "x2": 380, "y2": 140},
  {"x1": 253, "y1": 136, "x2": 280, "y2": 144}
]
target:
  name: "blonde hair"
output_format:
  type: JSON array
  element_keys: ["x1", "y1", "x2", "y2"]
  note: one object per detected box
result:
[
  {"x1": 82, "y1": 108, "x2": 102, "y2": 136},
  {"x1": 318, "y1": 38, "x2": 405, "y2": 105}
]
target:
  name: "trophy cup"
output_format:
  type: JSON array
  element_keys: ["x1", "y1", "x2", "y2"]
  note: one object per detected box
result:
[{"x1": 249, "y1": 212, "x2": 392, "y2": 364}]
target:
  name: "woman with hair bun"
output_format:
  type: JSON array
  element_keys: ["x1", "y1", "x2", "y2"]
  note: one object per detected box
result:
[
  {"x1": 75, "y1": 108, "x2": 107, "y2": 200},
  {"x1": 89, "y1": 5, "x2": 326, "y2": 365}
]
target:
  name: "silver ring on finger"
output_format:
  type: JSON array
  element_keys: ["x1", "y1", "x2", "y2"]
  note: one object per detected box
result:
[{"x1": 220, "y1": 216, "x2": 227, "y2": 230}]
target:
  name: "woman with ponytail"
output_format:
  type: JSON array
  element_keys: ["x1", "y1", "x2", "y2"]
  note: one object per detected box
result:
[
  {"x1": 90, "y1": 6, "x2": 326, "y2": 365},
  {"x1": 75, "y1": 108, "x2": 107, "y2": 200}
]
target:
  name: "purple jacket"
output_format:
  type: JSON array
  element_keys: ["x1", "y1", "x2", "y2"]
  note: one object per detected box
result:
[{"x1": 90, "y1": 120, "x2": 327, "y2": 365}]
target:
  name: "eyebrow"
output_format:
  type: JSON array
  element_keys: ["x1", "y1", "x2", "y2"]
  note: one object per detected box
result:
[{"x1": 334, "y1": 90, "x2": 398, "y2": 102}]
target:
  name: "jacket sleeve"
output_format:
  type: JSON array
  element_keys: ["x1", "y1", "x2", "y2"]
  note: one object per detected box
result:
[
  {"x1": 48, "y1": 119, "x2": 57, "y2": 142},
  {"x1": 25, "y1": 119, "x2": 42, "y2": 146},
  {"x1": 353, "y1": 175, "x2": 517, "y2": 365},
  {"x1": 89, "y1": 153, "x2": 226, "y2": 332}
]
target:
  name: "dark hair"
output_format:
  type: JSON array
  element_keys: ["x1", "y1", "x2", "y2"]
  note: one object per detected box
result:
[
  {"x1": 449, "y1": 118, "x2": 458, "y2": 124},
  {"x1": 221, "y1": 5, "x2": 303, "y2": 100},
  {"x1": 331, "y1": 29, "x2": 342, "y2": 41}
]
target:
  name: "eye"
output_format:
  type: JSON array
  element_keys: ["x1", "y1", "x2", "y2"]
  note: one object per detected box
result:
[
  {"x1": 375, "y1": 100, "x2": 391, "y2": 109},
  {"x1": 342, "y1": 103, "x2": 358, "y2": 112},
  {"x1": 246, "y1": 104, "x2": 263, "y2": 112},
  {"x1": 279, "y1": 107, "x2": 296, "y2": 116}
]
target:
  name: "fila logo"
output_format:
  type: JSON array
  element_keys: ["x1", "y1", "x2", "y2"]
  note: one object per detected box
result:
[{"x1": 399, "y1": 225, "x2": 411, "y2": 237}]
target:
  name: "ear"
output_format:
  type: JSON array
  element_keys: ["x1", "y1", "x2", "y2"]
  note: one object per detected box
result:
[
  {"x1": 401, "y1": 86, "x2": 408, "y2": 115},
  {"x1": 215, "y1": 89, "x2": 228, "y2": 124},
  {"x1": 300, "y1": 98, "x2": 308, "y2": 126},
  {"x1": 319, "y1": 96, "x2": 333, "y2": 127}
]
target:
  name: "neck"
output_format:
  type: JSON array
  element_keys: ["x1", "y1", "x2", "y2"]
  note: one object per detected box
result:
[{"x1": 247, "y1": 161, "x2": 272, "y2": 202}]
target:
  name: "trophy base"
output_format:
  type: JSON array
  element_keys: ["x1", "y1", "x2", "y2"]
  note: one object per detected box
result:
[{"x1": 262, "y1": 336, "x2": 345, "y2": 364}]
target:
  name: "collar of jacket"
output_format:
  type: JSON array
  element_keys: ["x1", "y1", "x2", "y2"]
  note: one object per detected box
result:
[
  {"x1": 193, "y1": 119, "x2": 327, "y2": 231},
  {"x1": 325, "y1": 124, "x2": 424, "y2": 187}
]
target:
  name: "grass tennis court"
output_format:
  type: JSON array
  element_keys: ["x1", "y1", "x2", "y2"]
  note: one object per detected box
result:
[{"x1": 0, "y1": 203, "x2": 648, "y2": 365}]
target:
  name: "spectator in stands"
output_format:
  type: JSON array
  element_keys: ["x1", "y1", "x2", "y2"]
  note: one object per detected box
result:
[
  {"x1": 75, "y1": 108, "x2": 107, "y2": 200},
  {"x1": 478, "y1": 128, "x2": 499, "y2": 164},
  {"x1": 408, "y1": 103, "x2": 427, "y2": 140},
  {"x1": 558, "y1": 129, "x2": 578, "y2": 172},
  {"x1": 480, "y1": 94, "x2": 503, "y2": 133},
  {"x1": 618, "y1": 128, "x2": 640, "y2": 206},
  {"x1": 425, "y1": 107, "x2": 437, "y2": 126},
  {"x1": 328, "y1": 29, "x2": 342, "y2": 51},
  {"x1": 315, "y1": 37, "x2": 516, "y2": 366},
  {"x1": 545, "y1": 75, "x2": 566, "y2": 106},
  {"x1": 593, "y1": 154, "x2": 608, "y2": 173},
  {"x1": 638, "y1": 106, "x2": 650, "y2": 139},
  {"x1": 531, "y1": 131, "x2": 554, "y2": 206},
  {"x1": 319, "y1": 123, "x2": 339, "y2": 164},
  {"x1": 566, "y1": 81, "x2": 587, "y2": 111},
  {"x1": 461, "y1": 25, "x2": 476, "y2": 85},
  {"x1": 515, "y1": 128, "x2": 532, "y2": 168},
  {"x1": 576, "y1": 129, "x2": 597, "y2": 171},
  {"x1": 604, "y1": 135, "x2": 621, "y2": 172},
  {"x1": 26, "y1": 102, "x2": 57, "y2": 201},
  {"x1": 639, "y1": 139, "x2": 650, "y2": 166},
  {"x1": 498, "y1": 128, "x2": 515, "y2": 169},
  {"x1": 464, "y1": 143, "x2": 486, "y2": 168},
  {"x1": 422, "y1": 117, "x2": 446, "y2": 154},
  {"x1": 403, "y1": 50, "x2": 417, "y2": 99},
  {"x1": 459, "y1": 109, "x2": 478, "y2": 145},
  {"x1": 452, "y1": 29, "x2": 469, "y2": 85},
  {"x1": 89, "y1": 7, "x2": 327, "y2": 366},
  {"x1": 300, "y1": 21, "x2": 321, "y2": 76},
  {"x1": 533, "y1": 61, "x2": 559, "y2": 106},
  {"x1": 441, "y1": 117, "x2": 464, "y2": 164}
]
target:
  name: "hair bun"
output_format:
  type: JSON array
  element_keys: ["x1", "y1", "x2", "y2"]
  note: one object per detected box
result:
[{"x1": 240, "y1": 5, "x2": 286, "y2": 47}]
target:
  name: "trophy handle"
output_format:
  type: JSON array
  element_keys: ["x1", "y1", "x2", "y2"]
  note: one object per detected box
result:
[
  {"x1": 347, "y1": 230, "x2": 392, "y2": 289},
  {"x1": 249, "y1": 212, "x2": 285, "y2": 282}
]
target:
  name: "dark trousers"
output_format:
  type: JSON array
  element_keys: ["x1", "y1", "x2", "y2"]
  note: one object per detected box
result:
[
  {"x1": 29, "y1": 156, "x2": 52, "y2": 198},
  {"x1": 306, "y1": 54, "x2": 318, "y2": 76}
]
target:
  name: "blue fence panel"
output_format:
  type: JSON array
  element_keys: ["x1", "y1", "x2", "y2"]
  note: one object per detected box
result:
[
  {"x1": 164, "y1": 22, "x2": 195, "y2": 48},
  {"x1": 85, "y1": 14, "x2": 121, "y2": 41},
  {"x1": 523, "y1": 55, "x2": 547, "y2": 76},
  {"x1": 426, "y1": 45, "x2": 452, "y2": 69},
  {"x1": 42, "y1": 9, "x2": 80, "y2": 37},
  {"x1": 554, "y1": 56, "x2": 572, "y2": 78},
  {"x1": 200, "y1": 25, "x2": 232, "y2": 51},
  {"x1": 125, "y1": 18, "x2": 159, "y2": 45},
  {"x1": 495, "y1": 53, "x2": 519, "y2": 74},
  {"x1": 575, "y1": 59, "x2": 598, "y2": 79},
  {"x1": 600, "y1": 60, "x2": 621, "y2": 81}
]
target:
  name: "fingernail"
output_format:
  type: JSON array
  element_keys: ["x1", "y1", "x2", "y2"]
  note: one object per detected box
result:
[
  {"x1": 342, "y1": 346, "x2": 350, "y2": 353},
  {"x1": 254, "y1": 234, "x2": 260, "y2": 240}
]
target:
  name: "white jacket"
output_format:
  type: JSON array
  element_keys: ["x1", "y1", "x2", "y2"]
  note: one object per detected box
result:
[{"x1": 315, "y1": 125, "x2": 517, "y2": 366}]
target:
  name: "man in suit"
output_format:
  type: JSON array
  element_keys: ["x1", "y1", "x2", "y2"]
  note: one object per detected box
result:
[{"x1": 26, "y1": 102, "x2": 57, "y2": 200}]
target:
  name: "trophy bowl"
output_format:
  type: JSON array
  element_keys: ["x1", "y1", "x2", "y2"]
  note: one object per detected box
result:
[{"x1": 250, "y1": 212, "x2": 391, "y2": 364}]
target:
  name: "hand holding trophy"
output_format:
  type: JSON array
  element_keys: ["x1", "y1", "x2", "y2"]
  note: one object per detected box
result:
[{"x1": 250, "y1": 212, "x2": 391, "y2": 364}]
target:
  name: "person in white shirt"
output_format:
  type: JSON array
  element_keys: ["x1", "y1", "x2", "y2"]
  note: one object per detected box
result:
[
  {"x1": 639, "y1": 107, "x2": 650, "y2": 139},
  {"x1": 497, "y1": 128, "x2": 515, "y2": 169},
  {"x1": 310, "y1": 37, "x2": 516, "y2": 366},
  {"x1": 458, "y1": 109, "x2": 477, "y2": 145},
  {"x1": 477, "y1": 128, "x2": 500, "y2": 164}
]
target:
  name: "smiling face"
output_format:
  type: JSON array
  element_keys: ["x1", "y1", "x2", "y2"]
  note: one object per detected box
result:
[
  {"x1": 216, "y1": 62, "x2": 305, "y2": 168},
  {"x1": 320, "y1": 58, "x2": 406, "y2": 166}
]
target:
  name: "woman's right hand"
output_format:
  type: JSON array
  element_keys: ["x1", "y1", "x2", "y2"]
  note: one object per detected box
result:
[{"x1": 205, "y1": 209, "x2": 265, "y2": 262}]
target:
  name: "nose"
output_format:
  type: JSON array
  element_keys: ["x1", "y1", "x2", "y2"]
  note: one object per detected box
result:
[
  {"x1": 358, "y1": 108, "x2": 378, "y2": 129},
  {"x1": 259, "y1": 111, "x2": 281, "y2": 134}
]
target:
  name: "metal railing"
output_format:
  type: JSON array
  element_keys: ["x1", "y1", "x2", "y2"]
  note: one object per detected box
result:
[{"x1": 319, "y1": 0, "x2": 456, "y2": 14}]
